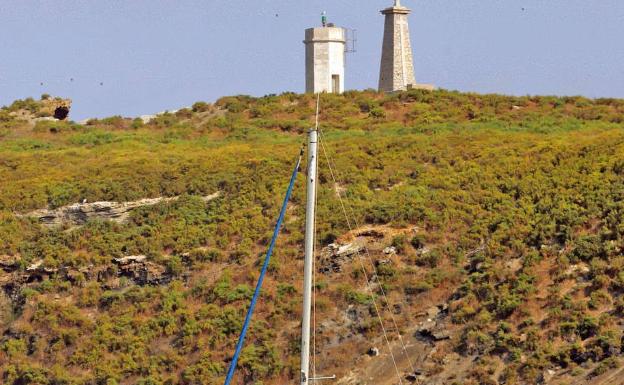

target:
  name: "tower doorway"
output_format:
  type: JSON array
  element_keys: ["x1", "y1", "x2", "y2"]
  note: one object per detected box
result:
[{"x1": 332, "y1": 75, "x2": 340, "y2": 93}]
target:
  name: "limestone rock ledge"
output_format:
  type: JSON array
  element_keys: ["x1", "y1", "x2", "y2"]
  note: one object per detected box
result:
[{"x1": 21, "y1": 192, "x2": 221, "y2": 227}]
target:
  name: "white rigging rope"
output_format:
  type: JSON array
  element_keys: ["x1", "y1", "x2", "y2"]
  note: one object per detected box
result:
[
  {"x1": 317, "y1": 127, "x2": 417, "y2": 381},
  {"x1": 315, "y1": 131, "x2": 408, "y2": 385}
]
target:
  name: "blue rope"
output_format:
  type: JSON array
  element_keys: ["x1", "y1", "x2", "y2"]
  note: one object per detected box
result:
[{"x1": 223, "y1": 148, "x2": 303, "y2": 385}]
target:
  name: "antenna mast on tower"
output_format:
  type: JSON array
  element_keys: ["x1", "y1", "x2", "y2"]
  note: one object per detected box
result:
[{"x1": 345, "y1": 29, "x2": 357, "y2": 54}]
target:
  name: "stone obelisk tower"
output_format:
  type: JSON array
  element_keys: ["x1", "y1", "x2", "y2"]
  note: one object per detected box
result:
[{"x1": 378, "y1": 0, "x2": 417, "y2": 92}]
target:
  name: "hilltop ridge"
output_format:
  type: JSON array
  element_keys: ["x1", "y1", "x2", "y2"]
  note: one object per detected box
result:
[{"x1": 1, "y1": 89, "x2": 624, "y2": 385}]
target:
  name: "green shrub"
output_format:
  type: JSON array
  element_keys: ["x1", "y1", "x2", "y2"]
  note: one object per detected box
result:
[
  {"x1": 192, "y1": 101, "x2": 210, "y2": 113},
  {"x1": 1, "y1": 338, "x2": 27, "y2": 358},
  {"x1": 589, "y1": 289, "x2": 612, "y2": 309},
  {"x1": 415, "y1": 249, "x2": 441, "y2": 268},
  {"x1": 343, "y1": 289, "x2": 372, "y2": 305},
  {"x1": 391, "y1": 234, "x2": 407, "y2": 254},
  {"x1": 33, "y1": 119, "x2": 78, "y2": 134},
  {"x1": 410, "y1": 234, "x2": 426, "y2": 249},
  {"x1": 590, "y1": 357, "x2": 619, "y2": 378},
  {"x1": 578, "y1": 317, "x2": 599, "y2": 340},
  {"x1": 571, "y1": 235, "x2": 604, "y2": 262},
  {"x1": 404, "y1": 281, "x2": 433, "y2": 295},
  {"x1": 368, "y1": 107, "x2": 386, "y2": 119}
]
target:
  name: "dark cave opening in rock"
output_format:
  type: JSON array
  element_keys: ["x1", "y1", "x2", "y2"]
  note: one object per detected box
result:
[{"x1": 54, "y1": 106, "x2": 69, "y2": 120}]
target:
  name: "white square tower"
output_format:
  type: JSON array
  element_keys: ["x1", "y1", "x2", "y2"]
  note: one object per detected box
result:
[{"x1": 304, "y1": 24, "x2": 346, "y2": 94}]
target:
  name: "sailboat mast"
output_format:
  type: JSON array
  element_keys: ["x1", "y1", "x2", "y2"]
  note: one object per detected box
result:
[{"x1": 300, "y1": 110, "x2": 319, "y2": 385}]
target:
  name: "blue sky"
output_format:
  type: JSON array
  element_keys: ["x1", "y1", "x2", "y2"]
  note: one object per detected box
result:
[{"x1": 1, "y1": 0, "x2": 623, "y2": 120}]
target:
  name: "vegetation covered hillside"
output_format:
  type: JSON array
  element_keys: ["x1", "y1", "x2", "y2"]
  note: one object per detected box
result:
[{"x1": 1, "y1": 90, "x2": 624, "y2": 385}]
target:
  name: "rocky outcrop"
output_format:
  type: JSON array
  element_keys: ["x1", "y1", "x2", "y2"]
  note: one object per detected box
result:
[
  {"x1": 356, "y1": 228, "x2": 385, "y2": 239},
  {"x1": 383, "y1": 246, "x2": 397, "y2": 254},
  {"x1": 318, "y1": 304, "x2": 371, "y2": 349},
  {"x1": 416, "y1": 304, "x2": 451, "y2": 343},
  {"x1": 114, "y1": 255, "x2": 147, "y2": 264},
  {"x1": 21, "y1": 192, "x2": 221, "y2": 227},
  {"x1": 319, "y1": 242, "x2": 363, "y2": 273},
  {"x1": 8, "y1": 97, "x2": 72, "y2": 121},
  {"x1": 113, "y1": 255, "x2": 171, "y2": 286},
  {"x1": 0, "y1": 255, "x2": 20, "y2": 273},
  {"x1": 41, "y1": 97, "x2": 72, "y2": 120},
  {"x1": 367, "y1": 347, "x2": 380, "y2": 357},
  {"x1": 1, "y1": 254, "x2": 176, "y2": 312}
]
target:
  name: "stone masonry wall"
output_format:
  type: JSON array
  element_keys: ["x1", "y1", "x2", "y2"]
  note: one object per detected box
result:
[{"x1": 378, "y1": 6, "x2": 417, "y2": 92}]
